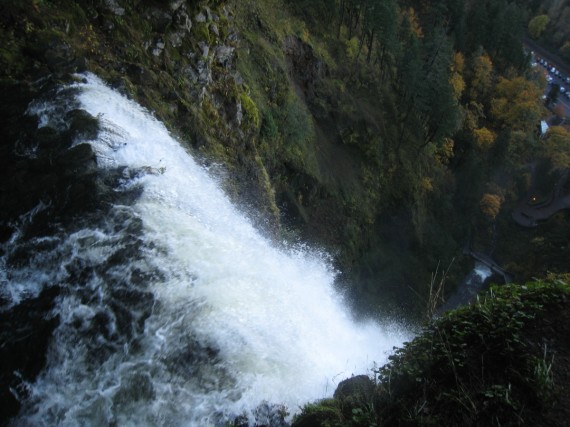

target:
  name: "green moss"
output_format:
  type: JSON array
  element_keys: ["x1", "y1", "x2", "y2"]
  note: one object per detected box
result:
[
  {"x1": 192, "y1": 21, "x2": 211, "y2": 43},
  {"x1": 239, "y1": 92, "x2": 260, "y2": 129},
  {"x1": 292, "y1": 399, "x2": 342, "y2": 427}
]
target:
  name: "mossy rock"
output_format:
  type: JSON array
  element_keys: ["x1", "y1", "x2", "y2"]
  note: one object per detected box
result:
[
  {"x1": 239, "y1": 92, "x2": 260, "y2": 129},
  {"x1": 292, "y1": 399, "x2": 342, "y2": 427},
  {"x1": 192, "y1": 21, "x2": 211, "y2": 43}
]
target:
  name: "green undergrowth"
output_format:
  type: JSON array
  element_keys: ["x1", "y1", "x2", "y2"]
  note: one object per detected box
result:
[
  {"x1": 229, "y1": 0, "x2": 473, "y2": 317},
  {"x1": 293, "y1": 277, "x2": 570, "y2": 426}
]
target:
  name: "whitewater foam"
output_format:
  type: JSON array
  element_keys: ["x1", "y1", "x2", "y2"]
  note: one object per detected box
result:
[{"x1": 10, "y1": 73, "x2": 410, "y2": 426}]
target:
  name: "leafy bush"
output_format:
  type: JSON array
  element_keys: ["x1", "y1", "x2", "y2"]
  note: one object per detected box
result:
[
  {"x1": 374, "y1": 280, "x2": 569, "y2": 426},
  {"x1": 295, "y1": 279, "x2": 570, "y2": 426}
]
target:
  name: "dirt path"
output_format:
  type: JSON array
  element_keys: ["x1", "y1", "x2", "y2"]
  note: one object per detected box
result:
[{"x1": 512, "y1": 170, "x2": 570, "y2": 227}]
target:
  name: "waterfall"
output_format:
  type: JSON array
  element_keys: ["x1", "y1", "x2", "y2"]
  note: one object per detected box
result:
[{"x1": 6, "y1": 73, "x2": 408, "y2": 426}]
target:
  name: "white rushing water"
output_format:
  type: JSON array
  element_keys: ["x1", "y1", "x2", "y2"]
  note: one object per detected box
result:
[
  {"x1": 473, "y1": 263, "x2": 492, "y2": 283},
  {"x1": 13, "y1": 73, "x2": 409, "y2": 426}
]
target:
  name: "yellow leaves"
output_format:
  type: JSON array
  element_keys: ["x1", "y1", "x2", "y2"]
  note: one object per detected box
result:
[
  {"x1": 421, "y1": 177, "x2": 433, "y2": 192},
  {"x1": 468, "y1": 53, "x2": 493, "y2": 102},
  {"x1": 450, "y1": 73, "x2": 465, "y2": 100},
  {"x1": 404, "y1": 7, "x2": 423, "y2": 38},
  {"x1": 490, "y1": 76, "x2": 544, "y2": 132},
  {"x1": 473, "y1": 127, "x2": 496, "y2": 148},
  {"x1": 480, "y1": 193, "x2": 503, "y2": 220},
  {"x1": 449, "y1": 53, "x2": 465, "y2": 99},
  {"x1": 452, "y1": 52, "x2": 465, "y2": 74},
  {"x1": 464, "y1": 101, "x2": 485, "y2": 131},
  {"x1": 436, "y1": 138, "x2": 455, "y2": 164},
  {"x1": 543, "y1": 126, "x2": 570, "y2": 169}
]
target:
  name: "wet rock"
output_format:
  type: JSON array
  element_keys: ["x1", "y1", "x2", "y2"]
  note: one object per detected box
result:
[
  {"x1": 333, "y1": 375, "x2": 375, "y2": 403},
  {"x1": 195, "y1": 12, "x2": 207, "y2": 23},
  {"x1": 227, "y1": 32, "x2": 239, "y2": 44},
  {"x1": 235, "y1": 100, "x2": 243, "y2": 125},
  {"x1": 43, "y1": 42, "x2": 80, "y2": 75},
  {"x1": 173, "y1": 6, "x2": 192, "y2": 31},
  {"x1": 196, "y1": 60, "x2": 212, "y2": 85},
  {"x1": 148, "y1": 8, "x2": 173, "y2": 33},
  {"x1": 152, "y1": 39, "x2": 165, "y2": 57},
  {"x1": 215, "y1": 45, "x2": 234, "y2": 67},
  {"x1": 284, "y1": 35, "x2": 326, "y2": 101},
  {"x1": 65, "y1": 109, "x2": 99, "y2": 143},
  {"x1": 182, "y1": 65, "x2": 199, "y2": 84},
  {"x1": 125, "y1": 63, "x2": 156, "y2": 87},
  {"x1": 169, "y1": 0, "x2": 185, "y2": 11},
  {"x1": 104, "y1": 0, "x2": 125, "y2": 16},
  {"x1": 198, "y1": 41, "x2": 210, "y2": 58},
  {"x1": 204, "y1": 7, "x2": 213, "y2": 21},
  {"x1": 56, "y1": 143, "x2": 97, "y2": 172},
  {"x1": 233, "y1": 71, "x2": 245, "y2": 85},
  {"x1": 0, "y1": 286, "x2": 61, "y2": 423},
  {"x1": 169, "y1": 31, "x2": 182, "y2": 48}
]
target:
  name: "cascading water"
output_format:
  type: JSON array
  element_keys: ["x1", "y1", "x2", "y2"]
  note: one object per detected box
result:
[{"x1": 5, "y1": 73, "x2": 409, "y2": 426}]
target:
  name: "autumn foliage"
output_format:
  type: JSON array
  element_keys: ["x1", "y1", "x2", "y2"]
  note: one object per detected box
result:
[{"x1": 480, "y1": 193, "x2": 503, "y2": 220}]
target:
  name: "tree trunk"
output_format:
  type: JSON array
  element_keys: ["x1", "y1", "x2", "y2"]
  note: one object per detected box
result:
[
  {"x1": 366, "y1": 29, "x2": 375, "y2": 63},
  {"x1": 338, "y1": 0, "x2": 346, "y2": 38}
]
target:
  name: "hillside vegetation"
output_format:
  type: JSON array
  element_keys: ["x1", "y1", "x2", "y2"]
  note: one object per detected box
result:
[
  {"x1": 1, "y1": 0, "x2": 568, "y2": 317},
  {"x1": 293, "y1": 276, "x2": 570, "y2": 426}
]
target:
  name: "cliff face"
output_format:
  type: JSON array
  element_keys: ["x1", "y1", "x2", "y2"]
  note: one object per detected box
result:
[{"x1": 0, "y1": 0, "x2": 451, "y2": 317}]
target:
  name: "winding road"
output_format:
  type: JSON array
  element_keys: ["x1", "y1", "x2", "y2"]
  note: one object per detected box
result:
[
  {"x1": 524, "y1": 37, "x2": 570, "y2": 117},
  {"x1": 512, "y1": 168, "x2": 570, "y2": 227}
]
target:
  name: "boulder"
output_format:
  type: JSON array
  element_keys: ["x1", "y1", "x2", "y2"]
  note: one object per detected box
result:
[
  {"x1": 333, "y1": 374, "x2": 375, "y2": 403},
  {"x1": 104, "y1": 0, "x2": 125, "y2": 16},
  {"x1": 148, "y1": 8, "x2": 173, "y2": 33},
  {"x1": 215, "y1": 45, "x2": 234, "y2": 67},
  {"x1": 169, "y1": 0, "x2": 185, "y2": 11},
  {"x1": 173, "y1": 6, "x2": 192, "y2": 32}
]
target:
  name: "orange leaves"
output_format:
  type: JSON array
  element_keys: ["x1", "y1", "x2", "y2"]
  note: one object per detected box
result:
[
  {"x1": 473, "y1": 127, "x2": 497, "y2": 148},
  {"x1": 480, "y1": 193, "x2": 503, "y2": 220},
  {"x1": 403, "y1": 7, "x2": 423, "y2": 38},
  {"x1": 450, "y1": 52, "x2": 466, "y2": 100},
  {"x1": 468, "y1": 53, "x2": 493, "y2": 103}
]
